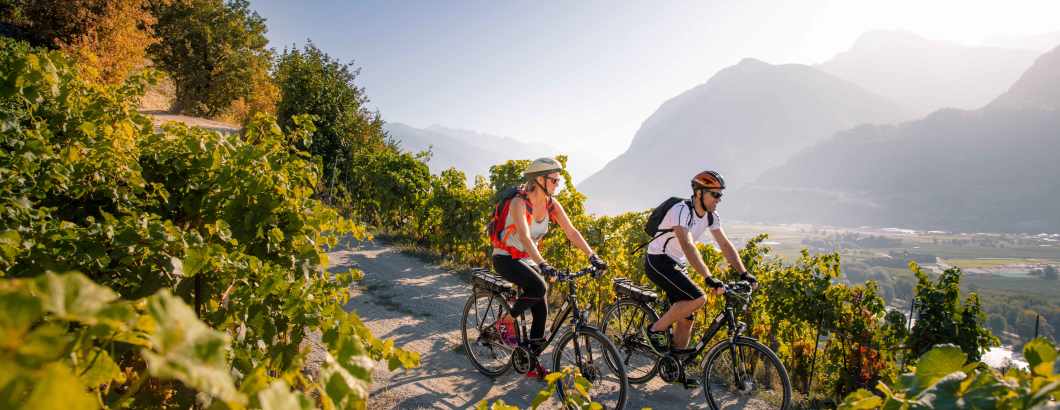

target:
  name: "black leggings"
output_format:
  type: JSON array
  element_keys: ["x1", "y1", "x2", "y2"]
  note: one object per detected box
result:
[{"x1": 493, "y1": 254, "x2": 548, "y2": 340}]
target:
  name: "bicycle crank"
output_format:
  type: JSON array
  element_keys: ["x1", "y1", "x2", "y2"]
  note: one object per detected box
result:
[
  {"x1": 658, "y1": 355, "x2": 684, "y2": 383},
  {"x1": 511, "y1": 346, "x2": 534, "y2": 374}
]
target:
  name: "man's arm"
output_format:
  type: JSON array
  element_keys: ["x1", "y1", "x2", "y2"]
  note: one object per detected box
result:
[{"x1": 711, "y1": 227, "x2": 749, "y2": 275}]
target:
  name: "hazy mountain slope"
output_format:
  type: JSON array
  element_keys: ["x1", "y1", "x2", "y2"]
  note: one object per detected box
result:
[
  {"x1": 384, "y1": 123, "x2": 605, "y2": 184},
  {"x1": 578, "y1": 58, "x2": 909, "y2": 214},
  {"x1": 738, "y1": 45, "x2": 1060, "y2": 232},
  {"x1": 817, "y1": 30, "x2": 1039, "y2": 117}
]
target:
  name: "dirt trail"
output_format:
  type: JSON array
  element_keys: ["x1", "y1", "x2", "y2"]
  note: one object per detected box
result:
[{"x1": 328, "y1": 241, "x2": 710, "y2": 409}]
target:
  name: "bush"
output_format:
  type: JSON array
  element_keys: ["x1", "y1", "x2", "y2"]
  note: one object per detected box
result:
[
  {"x1": 840, "y1": 339, "x2": 1060, "y2": 409},
  {"x1": 1, "y1": 46, "x2": 415, "y2": 408}
]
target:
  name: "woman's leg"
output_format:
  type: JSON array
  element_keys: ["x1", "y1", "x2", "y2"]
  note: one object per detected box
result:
[{"x1": 493, "y1": 255, "x2": 549, "y2": 339}]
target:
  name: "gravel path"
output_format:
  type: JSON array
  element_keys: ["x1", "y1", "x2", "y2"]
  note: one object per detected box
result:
[{"x1": 328, "y1": 240, "x2": 713, "y2": 409}]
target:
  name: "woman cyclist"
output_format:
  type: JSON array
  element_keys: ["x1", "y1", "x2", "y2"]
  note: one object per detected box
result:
[{"x1": 491, "y1": 157, "x2": 607, "y2": 378}]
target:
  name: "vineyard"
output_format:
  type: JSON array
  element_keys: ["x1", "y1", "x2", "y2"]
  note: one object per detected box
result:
[{"x1": 1, "y1": 3, "x2": 1059, "y2": 409}]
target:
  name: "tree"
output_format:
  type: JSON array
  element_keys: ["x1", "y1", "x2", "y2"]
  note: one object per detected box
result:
[
  {"x1": 1036, "y1": 265, "x2": 1059, "y2": 280},
  {"x1": 148, "y1": 0, "x2": 271, "y2": 117},
  {"x1": 273, "y1": 42, "x2": 388, "y2": 204},
  {"x1": 1, "y1": 0, "x2": 157, "y2": 83},
  {"x1": 908, "y1": 263, "x2": 999, "y2": 362}
]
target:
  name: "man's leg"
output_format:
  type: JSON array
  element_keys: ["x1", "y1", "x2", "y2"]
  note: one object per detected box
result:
[
  {"x1": 671, "y1": 317, "x2": 695, "y2": 349},
  {"x1": 650, "y1": 296, "x2": 704, "y2": 335}
]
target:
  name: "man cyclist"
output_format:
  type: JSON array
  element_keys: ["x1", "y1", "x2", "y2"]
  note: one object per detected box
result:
[{"x1": 643, "y1": 170, "x2": 756, "y2": 356}]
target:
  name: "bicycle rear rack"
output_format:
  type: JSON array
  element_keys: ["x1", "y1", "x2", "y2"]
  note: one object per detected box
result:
[
  {"x1": 471, "y1": 268, "x2": 516, "y2": 295},
  {"x1": 613, "y1": 278, "x2": 658, "y2": 303}
]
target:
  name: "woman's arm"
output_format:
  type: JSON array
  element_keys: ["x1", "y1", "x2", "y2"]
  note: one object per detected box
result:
[
  {"x1": 510, "y1": 197, "x2": 547, "y2": 265},
  {"x1": 551, "y1": 201, "x2": 595, "y2": 257}
]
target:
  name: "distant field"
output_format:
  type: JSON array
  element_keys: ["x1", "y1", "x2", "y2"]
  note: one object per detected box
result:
[{"x1": 965, "y1": 275, "x2": 1060, "y2": 298}]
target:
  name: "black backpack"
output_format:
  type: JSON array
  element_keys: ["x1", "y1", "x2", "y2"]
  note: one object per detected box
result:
[{"x1": 633, "y1": 197, "x2": 713, "y2": 253}]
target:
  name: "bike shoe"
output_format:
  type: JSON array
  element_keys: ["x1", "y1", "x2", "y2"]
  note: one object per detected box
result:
[
  {"x1": 642, "y1": 322, "x2": 670, "y2": 355},
  {"x1": 526, "y1": 363, "x2": 550, "y2": 380}
]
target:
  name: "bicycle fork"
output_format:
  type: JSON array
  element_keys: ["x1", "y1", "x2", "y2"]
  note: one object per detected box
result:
[{"x1": 725, "y1": 308, "x2": 753, "y2": 394}]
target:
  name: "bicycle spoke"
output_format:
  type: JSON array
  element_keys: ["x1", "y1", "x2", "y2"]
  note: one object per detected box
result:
[
  {"x1": 553, "y1": 331, "x2": 627, "y2": 409},
  {"x1": 462, "y1": 292, "x2": 514, "y2": 377},
  {"x1": 704, "y1": 340, "x2": 790, "y2": 409}
]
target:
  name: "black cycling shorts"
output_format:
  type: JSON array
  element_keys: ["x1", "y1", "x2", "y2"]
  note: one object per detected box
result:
[{"x1": 644, "y1": 253, "x2": 705, "y2": 308}]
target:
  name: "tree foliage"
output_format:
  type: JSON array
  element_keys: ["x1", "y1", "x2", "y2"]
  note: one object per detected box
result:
[
  {"x1": 273, "y1": 42, "x2": 389, "y2": 206},
  {"x1": 909, "y1": 263, "x2": 999, "y2": 363},
  {"x1": 148, "y1": 0, "x2": 271, "y2": 117},
  {"x1": 0, "y1": 0, "x2": 157, "y2": 84}
]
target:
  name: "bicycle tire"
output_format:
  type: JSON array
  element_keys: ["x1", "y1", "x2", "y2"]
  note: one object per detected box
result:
[
  {"x1": 461, "y1": 290, "x2": 516, "y2": 377},
  {"x1": 599, "y1": 299, "x2": 661, "y2": 384},
  {"x1": 551, "y1": 329, "x2": 629, "y2": 410},
  {"x1": 701, "y1": 337, "x2": 791, "y2": 410}
]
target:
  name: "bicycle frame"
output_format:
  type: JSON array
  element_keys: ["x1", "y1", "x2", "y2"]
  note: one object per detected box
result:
[
  {"x1": 667, "y1": 304, "x2": 744, "y2": 362},
  {"x1": 512, "y1": 277, "x2": 595, "y2": 352}
]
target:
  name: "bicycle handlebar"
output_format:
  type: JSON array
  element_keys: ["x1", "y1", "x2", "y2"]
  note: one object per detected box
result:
[{"x1": 553, "y1": 265, "x2": 605, "y2": 282}]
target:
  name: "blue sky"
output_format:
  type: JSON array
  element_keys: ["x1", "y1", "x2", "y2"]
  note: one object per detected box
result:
[{"x1": 250, "y1": 0, "x2": 1059, "y2": 178}]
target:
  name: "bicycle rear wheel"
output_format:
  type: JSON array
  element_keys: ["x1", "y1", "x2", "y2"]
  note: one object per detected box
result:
[
  {"x1": 551, "y1": 329, "x2": 629, "y2": 410},
  {"x1": 701, "y1": 337, "x2": 791, "y2": 410},
  {"x1": 461, "y1": 291, "x2": 516, "y2": 377},
  {"x1": 599, "y1": 299, "x2": 660, "y2": 384}
]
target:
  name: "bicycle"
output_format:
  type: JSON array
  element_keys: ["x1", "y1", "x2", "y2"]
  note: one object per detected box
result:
[
  {"x1": 600, "y1": 277, "x2": 791, "y2": 409},
  {"x1": 461, "y1": 265, "x2": 629, "y2": 409}
]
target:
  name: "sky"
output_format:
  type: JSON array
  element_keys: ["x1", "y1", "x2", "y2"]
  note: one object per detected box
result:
[{"x1": 249, "y1": 0, "x2": 1060, "y2": 178}]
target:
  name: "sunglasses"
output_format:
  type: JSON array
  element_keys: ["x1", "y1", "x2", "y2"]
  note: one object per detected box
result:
[
  {"x1": 544, "y1": 176, "x2": 561, "y2": 184},
  {"x1": 700, "y1": 190, "x2": 723, "y2": 199}
]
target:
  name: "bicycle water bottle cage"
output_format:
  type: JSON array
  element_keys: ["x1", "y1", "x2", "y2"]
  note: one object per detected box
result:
[
  {"x1": 613, "y1": 278, "x2": 659, "y2": 303},
  {"x1": 472, "y1": 268, "x2": 516, "y2": 295}
]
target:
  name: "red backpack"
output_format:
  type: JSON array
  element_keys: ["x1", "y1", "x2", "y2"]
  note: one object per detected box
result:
[{"x1": 487, "y1": 186, "x2": 552, "y2": 259}]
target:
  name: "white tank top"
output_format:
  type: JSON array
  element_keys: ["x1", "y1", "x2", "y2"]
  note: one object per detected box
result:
[{"x1": 493, "y1": 202, "x2": 550, "y2": 258}]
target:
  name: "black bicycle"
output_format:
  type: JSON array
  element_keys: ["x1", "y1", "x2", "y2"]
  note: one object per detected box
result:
[
  {"x1": 461, "y1": 265, "x2": 629, "y2": 409},
  {"x1": 600, "y1": 277, "x2": 791, "y2": 409}
]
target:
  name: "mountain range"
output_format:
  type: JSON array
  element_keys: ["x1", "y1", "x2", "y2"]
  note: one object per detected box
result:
[
  {"x1": 384, "y1": 123, "x2": 605, "y2": 184},
  {"x1": 734, "y1": 44, "x2": 1060, "y2": 232},
  {"x1": 577, "y1": 58, "x2": 910, "y2": 214},
  {"x1": 817, "y1": 30, "x2": 1039, "y2": 117}
]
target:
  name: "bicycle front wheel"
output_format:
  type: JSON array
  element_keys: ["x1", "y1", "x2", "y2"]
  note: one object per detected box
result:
[
  {"x1": 552, "y1": 329, "x2": 629, "y2": 410},
  {"x1": 599, "y1": 299, "x2": 660, "y2": 384},
  {"x1": 701, "y1": 337, "x2": 791, "y2": 410},
  {"x1": 461, "y1": 291, "x2": 516, "y2": 377}
]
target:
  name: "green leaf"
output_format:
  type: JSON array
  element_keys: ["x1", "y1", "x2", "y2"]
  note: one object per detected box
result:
[
  {"x1": 910, "y1": 344, "x2": 966, "y2": 394},
  {"x1": 0, "y1": 230, "x2": 20, "y2": 261},
  {"x1": 0, "y1": 291, "x2": 43, "y2": 348},
  {"x1": 23, "y1": 363, "x2": 99, "y2": 410},
  {"x1": 959, "y1": 370, "x2": 1003, "y2": 410},
  {"x1": 78, "y1": 121, "x2": 97, "y2": 139},
  {"x1": 182, "y1": 247, "x2": 208, "y2": 277},
  {"x1": 33, "y1": 272, "x2": 119, "y2": 324},
  {"x1": 839, "y1": 389, "x2": 884, "y2": 410},
  {"x1": 531, "y1": 386, "x2": 554, "y2": 409},
  {"x1": 16, "y1": 323, "x2": 72, "y2": 364},
  {"x1": 257, "y1": 380, "x2": 313, "y2": 410},
  {"x1": 320, "y1": 354, "x2": 369, "y2": 408},
  {"x1": 914, "y1": 371, "x2": 965, "y2": 409},
  {"x1": 77, "y1": 348, "x2": 125, "y2": 387},
  {"x1": 141, "y1": 290, "x2": 245, "y2": 407},
  {"x1": 1023, "y1": 338, "x2": 1057, "y2": 377}
]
